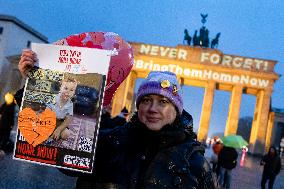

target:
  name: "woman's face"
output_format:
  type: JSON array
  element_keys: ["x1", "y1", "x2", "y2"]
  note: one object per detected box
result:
[{"x1": 138, "y1": 94, "x2": 177, "y2": 131}]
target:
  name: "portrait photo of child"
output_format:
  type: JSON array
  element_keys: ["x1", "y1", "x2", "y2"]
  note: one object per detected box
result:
[{"x1": 47, "y1": 75, "x2": 78, "y2": 141}]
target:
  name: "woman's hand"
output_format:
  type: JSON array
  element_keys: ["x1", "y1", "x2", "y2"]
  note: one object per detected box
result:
[{"x1": 18, "y1": 49, "x2": 37, "y2": 79}]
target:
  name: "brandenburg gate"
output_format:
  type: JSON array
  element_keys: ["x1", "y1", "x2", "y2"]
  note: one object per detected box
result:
[{"x1": 112, "y1": 42, "x2": 279, "y2": 154}]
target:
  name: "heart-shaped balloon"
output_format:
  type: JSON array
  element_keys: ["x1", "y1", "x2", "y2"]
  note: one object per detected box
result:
[
  {"x1": 54, "y1": 32, "x2": 134, "y2": 106},
  {"x1": 18, "y1": 108, "x2": 56, "y2": 147}
]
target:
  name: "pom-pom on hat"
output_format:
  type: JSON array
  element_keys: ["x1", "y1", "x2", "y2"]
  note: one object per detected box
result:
[{"x1": 136, "y1": 71, "x2": 183, "y2": 115}]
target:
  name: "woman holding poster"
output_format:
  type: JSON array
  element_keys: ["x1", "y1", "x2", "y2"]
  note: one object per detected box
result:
[
  {"x1": 17, "y1": 31, "x2": 219, "y2": 188},
  {"x1": 19, "y1": 51, "x2": 219, "y2": 188}
]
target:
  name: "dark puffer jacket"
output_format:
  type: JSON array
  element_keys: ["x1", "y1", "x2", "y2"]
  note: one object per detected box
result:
[
  {"x1": 77, "y1": 113, "x2": 219, "y2": 189},
  {"x1": 218, "y1": 146, "x2": 238, "y2": 170},
  {"x1": 261, "y1": 149, "x2": 281, "y2": 177}
]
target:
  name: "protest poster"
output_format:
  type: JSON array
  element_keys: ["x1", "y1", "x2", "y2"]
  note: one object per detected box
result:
[{"x1": 13, "y1": 43, "x2": 111, "y2": 173}]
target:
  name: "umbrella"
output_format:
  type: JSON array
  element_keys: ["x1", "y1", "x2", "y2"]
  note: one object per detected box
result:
[{"x1": 221, "y1": 135, "x2": 248, "y2": 149}]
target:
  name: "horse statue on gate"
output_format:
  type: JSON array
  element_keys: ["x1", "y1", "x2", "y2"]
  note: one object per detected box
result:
[
  {"x1": 183, "y1": 29, "x2": 192, "y2": 46},
  {"x1": 211, "y1": 32, "x2": 221, "y2": 49}
]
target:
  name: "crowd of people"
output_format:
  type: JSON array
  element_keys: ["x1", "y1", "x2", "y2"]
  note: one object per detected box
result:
[{"x1": 209, "y1": 138, "x2": 282, "y2": 189}]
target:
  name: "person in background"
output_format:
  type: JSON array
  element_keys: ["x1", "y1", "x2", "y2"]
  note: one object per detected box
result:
[
  {"x1": 111, "y1": 106, "x2": 129, "y2": 126},
  {"x1": 260, "y1": 146, "x2": 282, "y2": 189},
  {"x1": 211, "y1": 138, "x2": 223, "y2": 175},
  {"x1": 218, "y1": 146, "x2": 238, "y2": 189},
  {"x1": 0, "y1": 93, "x2": 16, "y2": 153},
  {"x1": 100, "y1": 104, "x2": 115, "y2": 129}
]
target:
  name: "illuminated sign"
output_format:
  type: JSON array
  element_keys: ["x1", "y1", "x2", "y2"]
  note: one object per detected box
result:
[
  {"x1": 139, "y1": 44, "x2": 188, "y2": 60},
  {"x1": 200, "y1": 52, "x2": 270, "y2": 71},
  {"x1": 132, "y1": 44, "x2": 276, "y2": 73},
  {"x1": 134, "y1": 59, "x2": 269, "y2": 88}
]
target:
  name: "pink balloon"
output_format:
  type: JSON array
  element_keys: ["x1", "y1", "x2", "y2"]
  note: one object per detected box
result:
[{"x1": 54, "y1": 32, "x2": 134, "y2": 106}]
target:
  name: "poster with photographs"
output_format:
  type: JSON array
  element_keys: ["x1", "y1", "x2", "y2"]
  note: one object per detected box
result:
[{"x1": 13, "y1": 43, "x2": 111, "y2": 173}]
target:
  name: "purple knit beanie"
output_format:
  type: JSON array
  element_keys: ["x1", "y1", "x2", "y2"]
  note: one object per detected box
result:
[{"x1": 136, "y1": 71, "x2": 183, "y2": 115}]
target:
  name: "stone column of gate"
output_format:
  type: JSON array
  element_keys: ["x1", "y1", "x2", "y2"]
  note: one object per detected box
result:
[
  {"x1": 265, "y1": 112, "x2": 275, "y2": 152},
  {"x1": 249, "y1": 88, "x2": 272, "y2": 154},
  {"x1": 197, "y1": 81, "x2": 216, "y2": 142},
  {"x1": 111, "y1": 71, "x2": 138, "y2": 116},
  {"x1": 224, "y1": 85, "x2": 243, "y2": 136}
]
